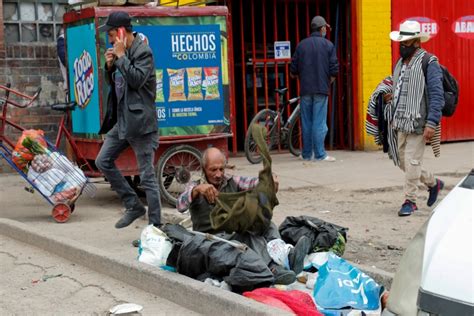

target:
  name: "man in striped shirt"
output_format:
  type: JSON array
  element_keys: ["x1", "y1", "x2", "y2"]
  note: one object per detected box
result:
[
  {"x1": 177, "y1": 147, "x2": 278, "y2": 234},
  {"x1": 388, "y1": 21, "x2": 445, "y2": 216},
  {"x1": 177, "y1": 147, "x2": 310, "y2": 283}
]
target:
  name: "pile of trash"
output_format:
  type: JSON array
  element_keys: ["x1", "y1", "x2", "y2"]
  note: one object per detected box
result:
[
  {"x1": 136, "y1": 215, "x2": 386, "y2": 315},
  {"x1": 12, "y1": 129, "x2": 87, "y2": 203}
]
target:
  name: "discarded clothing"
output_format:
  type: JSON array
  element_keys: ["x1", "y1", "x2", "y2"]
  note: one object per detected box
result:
[
  {"x1": 162, "y1": 224, "x2": 274, "y2": 293},
  {"x1": 279, "y1": 216, "x2": 348, "y2": 256},
  {"x1": 244, "y1": 288, "x2": 323, "y2": 316},
  {"x1": 210, "y1": 124, "x2": 279, "y2": 234}
]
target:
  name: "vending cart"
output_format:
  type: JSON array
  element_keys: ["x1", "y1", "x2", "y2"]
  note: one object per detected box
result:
[{"x1": 63, "y1": 5, "x2": 235, "y2": 205}]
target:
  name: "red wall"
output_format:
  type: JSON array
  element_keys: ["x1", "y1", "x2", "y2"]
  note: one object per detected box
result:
[{"x1": 392, "y1": 0, "x2": 474, "y2": 141}]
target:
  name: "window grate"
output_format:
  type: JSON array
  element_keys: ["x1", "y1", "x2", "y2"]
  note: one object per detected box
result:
[{"x1": 3, "y1": 0, "x2": 68, "y2": 43}]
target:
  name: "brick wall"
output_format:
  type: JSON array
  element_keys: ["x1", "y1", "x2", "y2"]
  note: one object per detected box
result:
[
  {"x1": 358, "y1": 0, "x2": 392, "y2": 150},
  {"x1": 0, "y1": 1, "x2": 5, "y2": 59},
  {"x1": 0, "y1": 43, "x2": 65, "y2": 173}
]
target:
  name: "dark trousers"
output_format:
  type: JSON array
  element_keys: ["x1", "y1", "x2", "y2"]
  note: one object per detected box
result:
[{"x1": 95, "y1": 125, "x2": 161, "y2": 225}]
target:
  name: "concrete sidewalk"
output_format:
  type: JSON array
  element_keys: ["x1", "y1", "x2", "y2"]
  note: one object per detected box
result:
[
  {"x1": 231, "y1": 141, "x2": 473, "y2": 191},
  {"x1": 0, "y1": 141, "x2": 472, "y2": 312}
]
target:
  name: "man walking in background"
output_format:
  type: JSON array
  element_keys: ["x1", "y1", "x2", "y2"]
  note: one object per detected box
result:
[
  {"x1": 95, "y1": 11, "x2": 162, "y2": 229},
  {"x1": 387, "y1": 20, "x2": 444, "y2": 216},
  {"x1": 290, "y1": 16, "x2": 339, "y2": 162}
]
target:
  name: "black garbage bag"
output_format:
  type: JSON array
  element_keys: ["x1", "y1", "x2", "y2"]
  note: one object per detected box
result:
[
  {"x1": 279, "y1": 216, "x2": 348, "y2": 255},
  {"x1": 229, "y1": 222, "x2": 282, "y2": 267},
  {"x1": 162, "y1": 224, "x2": 274, "y2": 293}
]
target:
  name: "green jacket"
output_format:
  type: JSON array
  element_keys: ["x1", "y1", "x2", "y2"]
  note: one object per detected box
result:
[{"x1": 210, "y1": 124, "x2": 279, "y2": 234}]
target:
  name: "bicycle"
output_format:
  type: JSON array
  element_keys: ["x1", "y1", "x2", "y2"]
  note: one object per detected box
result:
[{"x1": 244, "y1": 88, "x2": 302, "y2": 164}]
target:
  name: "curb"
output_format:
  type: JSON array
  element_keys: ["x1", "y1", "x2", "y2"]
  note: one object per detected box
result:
[
  {"x1": 0, "y1": 218, "x2": 290, "y2": 316},
  {"x1": 354, "y1": 263, "x2": 394, "y2": 289}
]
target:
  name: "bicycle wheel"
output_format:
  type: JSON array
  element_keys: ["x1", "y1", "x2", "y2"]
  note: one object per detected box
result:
[
  {"x1": 244, "y1": 109, "x2": 279, "y2": 164},
  {"x1": 156, "y1": 145, "x2": 202, "y2": 207},
  {"x1": 288, "y1": 111, "x2": 302, "y2": 157}
]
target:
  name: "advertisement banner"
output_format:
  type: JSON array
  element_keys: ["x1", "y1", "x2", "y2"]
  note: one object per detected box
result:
[
  {"x1": 135, "y1": 24, "x2": 224, "y2": 129},
  {"x1": 98, "y1": 15, "x2": 230, "y2": 137},
  {"x1": 66, "y1": 22, "x2": 101, "y2": 136}
]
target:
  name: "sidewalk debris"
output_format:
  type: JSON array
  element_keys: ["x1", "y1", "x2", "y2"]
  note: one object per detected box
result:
[
  {"x1": 109, "y1": 303, "x2": 143, "y2": 315},
  {"x1": 42, "y1": 273, "x2": 62, "y2": 281}
]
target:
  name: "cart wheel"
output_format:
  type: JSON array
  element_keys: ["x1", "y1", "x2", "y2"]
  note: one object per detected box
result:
[
  {"x1": 52, "y1": 203, "x2": 71, "y2": 223},
  {"x1": 156, "y1": 145, "x2": 202, "y2": 207}
]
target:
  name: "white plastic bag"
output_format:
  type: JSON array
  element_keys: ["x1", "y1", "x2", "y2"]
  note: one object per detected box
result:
[
  {"x1": 305, "y1": 251, "x2": 330, "y2": 270},
  {"x1": 266, "y1": 238, "x2": 292, "y2": 269},
  {"x1": 62, "y1": 165, "x2": 87, "y2": 190},
  {"x1": 138, "y1": 225, "x2": 173, "y2": 268},
  {"x1": 27, "y1": 167, "x2": 66, "y2": 197},
  {"x1": 51, "y1": 152, "x2": 75, "y2": 173}
]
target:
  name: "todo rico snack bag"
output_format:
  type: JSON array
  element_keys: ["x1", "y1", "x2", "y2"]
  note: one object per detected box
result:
[
  {"x1": 203, "y1": 67, "x2": 220, "y2": 100},
  {"x1": 155, "y1": 69, "x2": 165, "y2": 103},
  {"x1": 167, "y1": 68, "x2": 186, "y2": 102},
  {"x1": 186, "y1": 67, "x2": 203, "y2": 101}
]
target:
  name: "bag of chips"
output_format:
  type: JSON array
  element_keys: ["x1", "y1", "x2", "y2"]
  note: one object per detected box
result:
[
  {"x1": 167, "y1": 68, "x2": 186, "y2": 102},
  {"x1": 203, "y1": 67, "x2": 220, "y2": 100},
  {"x1": 186, "y1": 67, "x2": 203, "y2": 101},
  {"x1": 155, "y1": 69, "x2": 164, "y2": 103}
]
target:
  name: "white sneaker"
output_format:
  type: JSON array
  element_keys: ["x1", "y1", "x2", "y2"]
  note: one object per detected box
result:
[{"x1": 321, "y1": 155, "x2": 336, "y2": 162}]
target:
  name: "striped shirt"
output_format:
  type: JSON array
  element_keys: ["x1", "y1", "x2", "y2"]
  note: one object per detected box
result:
[{"x1": 176, "y1": 174, "x2": 259, "y2": 213}]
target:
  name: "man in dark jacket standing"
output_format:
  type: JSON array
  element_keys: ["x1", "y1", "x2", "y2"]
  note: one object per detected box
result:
[
  {"x1": 290, "y1": 16, "x2": 339, "y2": 162},
  {"x1": 96, "y1": 11, "x2": 161, "y2": 229}
]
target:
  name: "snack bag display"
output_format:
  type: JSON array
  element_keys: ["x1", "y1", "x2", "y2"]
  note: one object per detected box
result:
[
  {"x1": 186, "y1": 67, "x2": 203, "y2": 101},
  {"x1": 155, "y1": 69, "x2": 165, "y2": 103},
  {"x1": 203, "y1": 67, "x2": 220, "y2": 100},
  {"x1": 167, "y1": 68, "x2": 186, "y2": 102}
]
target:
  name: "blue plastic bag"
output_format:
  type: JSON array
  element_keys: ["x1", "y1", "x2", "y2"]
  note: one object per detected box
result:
[{"x1": 313, "y1": 253, "x2": 382, "y2": 314}]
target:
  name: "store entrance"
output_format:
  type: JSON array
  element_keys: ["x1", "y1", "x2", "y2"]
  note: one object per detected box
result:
[{"x1": 217, "y1": 0, "x2": 354, "y2": 151}]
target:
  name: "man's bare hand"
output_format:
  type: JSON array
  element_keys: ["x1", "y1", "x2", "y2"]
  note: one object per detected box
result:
[
  {"x1": 193, "y1": 184, "x2": 219, "y2": 204},
  {"x1": 423, "y1": 126, "x2": 435, "y2": 142},
  {"x1": 272, "y1": 173, "x2": 279, "y2": 193},
  {"x1": 383, "y1": 93, "x2": 392, "y2": 103},
  {"x1": 105, "y1": 48, "x2": 115, "y2": 69},
  {"x1": 113, "y1": 35, "x2": 126, "y2": 59}
]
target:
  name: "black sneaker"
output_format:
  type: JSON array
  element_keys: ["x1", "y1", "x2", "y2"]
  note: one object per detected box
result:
[
  {"x1": 115, "y1": 204, "x2": 146, "y2": 229},
  {"x1": 427, "y1": 179, "x2": 444, "y2": 207},
  {"x1": 288, "y1": 236, "x2": 311, "y2": 275},
  {"x1": 270, "y1": 265, "x2": 296, "y2": 285},
  {"x1": 398, "y1": 200, "x2": 418, "y2": 217}
]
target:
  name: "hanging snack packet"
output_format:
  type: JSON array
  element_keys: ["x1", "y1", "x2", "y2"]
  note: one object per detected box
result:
[
  {"x1": 167, "y1": 68, "x2": 186, "y2": 102},
  {"x1": 155, "y1": 69, "x2": 164, "y2": 103},
  {"x1": 203, "y1": 67, "x2": 220, "y2": 100},
  {"x1": 186, "y1": 67, "x2": 203, "y2": 101}
]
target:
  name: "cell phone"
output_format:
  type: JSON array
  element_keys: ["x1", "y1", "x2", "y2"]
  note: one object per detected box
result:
[{"x1": 117, "y1": 27, "x2": 125, "y2": 41}]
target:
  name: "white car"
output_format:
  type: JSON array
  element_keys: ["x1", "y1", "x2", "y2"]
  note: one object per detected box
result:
[{"x1": 383, "y1": 170, "x2": 474, "y2": 315}]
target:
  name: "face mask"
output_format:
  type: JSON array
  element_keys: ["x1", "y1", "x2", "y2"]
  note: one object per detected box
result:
[
  {"x1": 399, "y1": 44, "x2": 417, "y2": 59},
  {"x1": 321, "y1": 31, "x2": 327, "y2": 37}
]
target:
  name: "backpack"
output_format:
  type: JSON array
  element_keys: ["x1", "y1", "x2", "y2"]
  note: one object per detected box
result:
[{"x1": 422, "y1": 53, "x2": 459, "y2": 117}]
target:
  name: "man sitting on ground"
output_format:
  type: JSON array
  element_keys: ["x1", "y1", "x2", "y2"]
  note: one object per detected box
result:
[{"x1": 177, "y1": 147, "x2": 310, "y2": 284}]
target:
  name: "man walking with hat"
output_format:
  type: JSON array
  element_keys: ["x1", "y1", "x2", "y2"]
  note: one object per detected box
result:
[
  {"x1": 387, "y1": 20, "x2": 444, "y2": 216},
  {"x1": 95, "y1": 11, "x2": 162, "y2": 228},
  {"x1": 290, "y1": 16, "x2": 339, "y2": 162}
]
